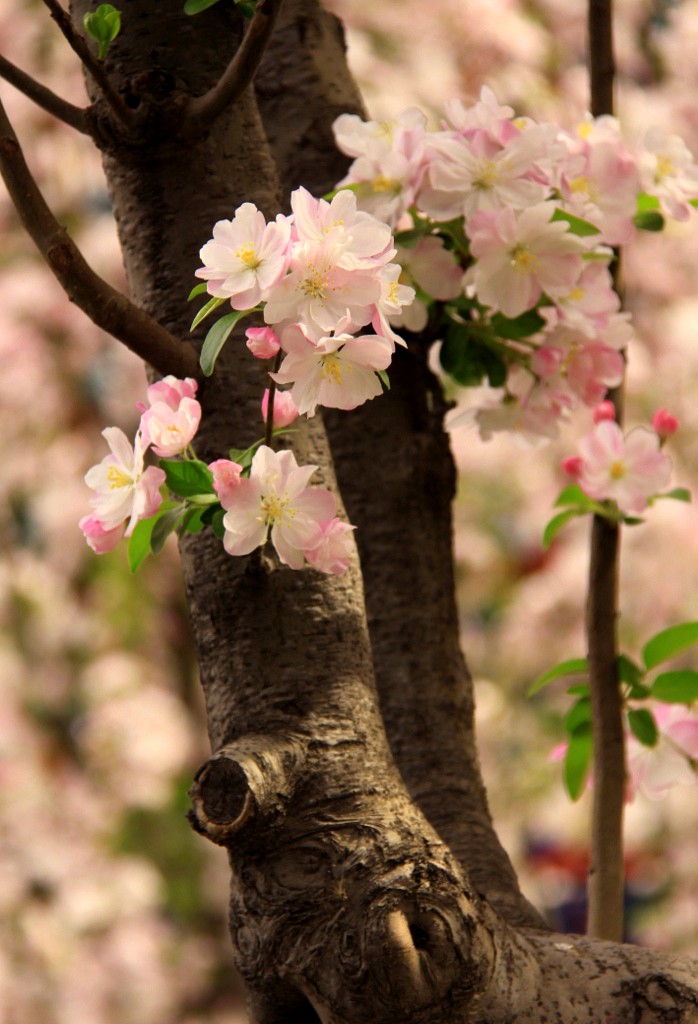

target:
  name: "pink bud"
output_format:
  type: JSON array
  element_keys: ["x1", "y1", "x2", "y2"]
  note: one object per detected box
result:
[
  {"x1": 209, "y1": 459, "x2": 243, "y2": 508},
  {"x1": 79, "y1": 514, "x2": 125, "y2": 554},
  {"x1": 262, "y1": 388, "x2": 298, "y2": 428},
  {"x1": 593, "y1": 400, "x2": 615, "y2": 424},
  {"x1": 246, "y1": 327, "x2": 280, "y2": 359},
  {"x1": 652, "y1": 407, "x2": 679, "y2": 438},
  {"x1": 562, "y1": 455, "x2": 584, "y2": 478}
]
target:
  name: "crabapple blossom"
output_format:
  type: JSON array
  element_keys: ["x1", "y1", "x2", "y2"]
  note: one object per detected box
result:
[
  {"x1": 78, "y1": 514, "x2": 125, "y2": 554},
  {"x1": 652, "y1": 407, "x2": 680, "y2": 439},
  {"x1": 558, "y1": 128, "x2": 639, "y2": 245},
  {"x1": 261, "y1": 387, "x2": 299, "y2": 428},
  {"x1": 371, "y1": 263, "x2": 416, "y2": 343},
  {"x1": 139, "y1": 397, "x2": 201, "y2": 458},
  {"x1": 137, "y1": 374, "x2": 198, "y2": 412},
  {"x1": 290, "y1": 187, "x2": 394, "y2": 269},
  {"x1": 221, "y1": 445, "x2": 339, "y2": 569},
  {"x1": 593, "y1": 401, "x2": 616, "y2": 424},
  {"x1": 82, "y1": 428, "x2": 166, "y2": 538},
  {"x1": 196, "y1": 202, "x2": 291, "y2": 309},
  {"x1": 639, "y1": 127, "x2": 698, "y2": 221},
  {"x1": 465, "y1": 202, "x2": 585, "y2": 318},
  {"x1": 626, "y1": 705, "x2": 698, "y2": 801},
  {"x1": 272, "y1": 322, "x2": 394, "y2": 417},
  {"x1": 246, "y1": 326, "x2": 280, "y2": 359},
  {"x1": 568, "y1": 419, "x2": 672, "y2": 513},
  {"x1": 209, "y1": 459, "x2": 243, "y2": 508},
  {"x1": 303, "y1": 518, "x2": 356, "y2": 575}
]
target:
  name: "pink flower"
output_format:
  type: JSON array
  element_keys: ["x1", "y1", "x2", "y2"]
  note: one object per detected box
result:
[
  {"x1": 652, "y1": 408, "x2": 679, "y2": 439},
  {"x1": 273, "y1": 322, "x2": 393, "y2": 417},
  {"x1": 83, "y1": 427, "x2": 166, "y2": 537},
  {"x1": 246, "y1": 326, "x2": 280, "y2": 359},
  {"x1": 140, "y1": 397, "x2": 202, "y2": 458},
  {"x1": 574, "y1": 419, "x2": 672, "y2": 513},
  {"x1": 638, "y1": 127, "x2": 698, "y2": 222},
  {"x1": 196, "y1": 203, "x2": 291, "y2": 309},
  {"x1": 78, "y1": 514, "x2": 125, "y2": 554},
  {"x1": 304, "y1": 518, "x2": 356, "y2": 575},
  {"x1": 261, "y1": 388, "x2": 299, "y2": 428},
  {"x1": 138, "y1": 375, "x2": 198, "y2": 413},
  {"x1": 221, "y1": 445, "x2": 339, "y2": 569},
  {"x1": 209, "y1": 459, "x2": 243, "y2": 508},
  {"x1": 593, "y1": 401, "x2": 616, "y2": 423},
  {"x1": 466, "y1": 202, "x2": 585, "y2": 318},
  {"x1": 562, "y1": 455, "x2": 584, "y2": 479},
  {"x1": 290, "y1": 187, "x2": 394, "y2": 270},
  {"x1": 626, "y1": 705, "x2": 698, "y2": 801}
]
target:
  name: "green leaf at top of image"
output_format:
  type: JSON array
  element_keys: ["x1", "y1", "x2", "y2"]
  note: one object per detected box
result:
[
  {"x1": 184, "y1": 0, "x2": 222, "y2": 14},
  {"x1": 83, "y1": 4, "x2": 121, "y2": 59},
  {"x1": 642, "y1": 621, "x2": 698, "y2": 670},
  {"x1": 564, "y1": 723, "x2": 592, "y2": 801},
  {"x1": 650, "y1": 670, "x2": 698, "y2": 705},
  {"x1": 527, "y1": 657, "x2": 588, "y2": 697}
]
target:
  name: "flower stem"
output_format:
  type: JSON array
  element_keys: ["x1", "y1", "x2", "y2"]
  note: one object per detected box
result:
[{"x1": 264, "y1": 352, "x2": 282, "y2": 449}]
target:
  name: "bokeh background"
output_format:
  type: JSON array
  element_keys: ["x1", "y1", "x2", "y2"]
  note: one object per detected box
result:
[{"x1": 1, "y1": 1, "x2": 697, "y2": 1021}]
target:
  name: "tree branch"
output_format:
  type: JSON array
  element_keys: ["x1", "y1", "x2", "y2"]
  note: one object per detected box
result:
[
  {"x1": 0, "y1": 54, "x2": 88, "y2": 133},
  {"x1": 586, "y1": 0, "x2": 626, "y2": 943},
  {"x1": 0, "y1": 96, "x2": 200, "y2": 381},
  {"x1": 41, "y1": 0, "x2": 133, "y2": 126},
  {"x1": 182, "y1": 0, "x2": 284, "y2": 135}
]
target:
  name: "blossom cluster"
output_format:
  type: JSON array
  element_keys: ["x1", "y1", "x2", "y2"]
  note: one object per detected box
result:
[
  {"x1": 79, "y1": 376, "x2": 354, "y2": 575},
  {"x1": 331, "y1": 88, "x2": 698, "y2": 443}
]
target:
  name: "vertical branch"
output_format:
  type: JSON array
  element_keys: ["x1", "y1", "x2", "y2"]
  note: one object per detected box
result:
[{"x1": 586, "y1": 0, "x2": 626, "y2": 942}]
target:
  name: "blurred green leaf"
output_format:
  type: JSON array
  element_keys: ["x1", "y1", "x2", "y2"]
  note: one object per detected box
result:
[
  {"x1": 551, "y1": 207, "x2": 601, "y2": 236},
  {"x1": 628, "y1": 708, "x2": 659, "y2": 747},
  {"x1": 650, "y1": 670, "x2": 698, "y2": 704},
  {"x1": 564, "y1": 724, "x2": 592, "y2": 801},
  {"x1": 161, "y1": 459, "x2": 215, "y2": 499},
  {"x1": 83, "y1": 4, "x2": 121, "y2": 59},
  {"x1": 528, "y1": 657, "x2": 588, "y2": 697},
  {"x1": 643, "y1": 621, "x2": 698, "y2": 669}
]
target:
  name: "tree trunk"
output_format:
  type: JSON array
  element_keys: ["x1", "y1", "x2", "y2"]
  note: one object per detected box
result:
[{"x1": 60, "y1": 1, "x2": 698, "y2": 1020}]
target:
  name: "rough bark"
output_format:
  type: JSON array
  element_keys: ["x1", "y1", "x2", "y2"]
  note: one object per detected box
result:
[{"x1": 43, "y1": 1, "x2": 698, "y2": 1021}]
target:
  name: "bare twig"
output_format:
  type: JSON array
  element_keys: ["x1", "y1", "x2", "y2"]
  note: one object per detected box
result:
[
  {"x1": 0, "y1": 54, "x2": 88, "y2": 132},
  {"x1": 586, "y1": 0, "x2": 626, "y2": 944},
  {"x1": 0, "y1": 96, "x2": 200, "y2": 381},
  {"x1": 182, "y1": 0, "x2": 284, "y2": 134},
  {"x1": 41, "y1": 0, "x2": 133, "y2": 125}
]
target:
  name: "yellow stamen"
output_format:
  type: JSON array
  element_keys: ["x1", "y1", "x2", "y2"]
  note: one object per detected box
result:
[
  {"x1": 473, "y1": 158, "x2": 499, "y2": 190},
  {"x1": 260, "y1": 493, "x2": 295, "y2": 526},
  {"x1": 609, "y1": 460, "x2": 627, "y2": 480},
  {"x1": 299, "y1": 265, "x2": 329, "y2": 300},
  {"x1": 107, "y1": 465, "x2": 132, "y2": 489},
  {"x1": 509, "y1": 244, "x2": 539, "y2": 276},
  {"x1": 321, "y1": 355, "x2": 345, "y2": 384},
  {"x1": 371, "y1": 175, "x2": 401, "y2": 194},
  {"x1": 655, "y1": 154, "x2": 676, "y2": 180},
  {"x1": 235, "y1": 242, "x2": 261, "y2": 269}
]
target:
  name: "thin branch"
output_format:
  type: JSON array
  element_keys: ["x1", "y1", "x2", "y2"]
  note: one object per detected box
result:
[
  {"x1": 182, "y1": 0, "x2": 284, "y2": 134},
  {"x1": 0, "y1": 54, "x2": 88, "y2": 133},
  {"x1": 41, "y1": 0, "x2": 133, "y2": 126},
  {"x1": 0, "y1": 96, "x2": 200, "y2": 381},
  {"x1": 586, "y1": 0, "x2": 626, "y2": 943}
]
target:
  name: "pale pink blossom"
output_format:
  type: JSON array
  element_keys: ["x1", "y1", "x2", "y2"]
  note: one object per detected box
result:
[
  {"x1": 140, "y1": 397, "x2": 201, "y2": 458},
  {"x1": 303, "y1": 518, "x2": 356, "y2": 575},
  {"x1": 83, "y1": 427, "x2": 166, "y2": 536},
  {"x1": 196, "y1": 203, "x2": 291, "y2": 309},
  {"x1": 78, "y1": 514, "x2": 125, "y2": 554},
  {"x1": 246, "y1": 326, "x2": 280, "y2": 359},
  {"x1": 558, "y1": 131, "x2": 639, "y2": 245},
  {"x1": 221, "y1": 445, "x2": 339, "y2": 569},
  {"x1": 273, "y1": 322, "x2": 393, "y2": 417},
  {"x1": 638, "y1": 127, "x2": 698, "y2": 221},
  {"x1": 551, "y1": 262, "x2": 619, "y2": 337},
  {"x1": 209, "y1": 459, "x2": 243, "y2": 508},
  {"x1": 466, "y1": 202, "x2": 585, "y2": 318},
  {"x1": 290, "y1": 187, "x2": 394, "y2": 270},
  {"x1": 574, "y1": 419, "x2": 672, "y2": 513},
  {"x1": 261, "y1": 388, "x2": 299, "y2": 428},
  {"x1": 652, "y1": 408, "x2": 679, "y2": 438},
  {"x1": 396, "y1": 236, "x2": 463, "y2": 300},
  {"x1": 371, "y1": 263, "x2": 415, "y2": 344},
  {"x1": 137, "y1": 375, "x2": 198, "y2": 413},
  {"x1": 626, "y1": 705, "x2": 698, "y2": 801}
]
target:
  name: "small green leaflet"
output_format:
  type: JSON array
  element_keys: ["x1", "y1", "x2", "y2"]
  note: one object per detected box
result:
[
  {"x1": 564, "y1": 723, "x2": 592, "y2": 801},
  {"x1": 617, "y1": 653, "x2": 649, "y2": 698},
  {"x1": 554, "y1": 484, "x2": 598, "y2": 510},
  {"x1": 377, "y1": 369, "x2": 391, "y2": 391},
  {"x1": 490, "y1": 309, "x2": 545, "y2": 340},
  {"x1": 128, "y1": 501, "x2": 180, "y2": 572},
  {"x1": 190, "y1": 295, "x2": 227, "y2": 332},
  {"x1": 627, "y1": 708, "x2": 659, "y2": 747},
  {"x1": 83, "y1": 4, "x2": 121, "y2": 59},
  {"x1": 551, "y1": 208, "x2": 600, "y2": 237},
  {"x1": 636, "y1": 192, "x2": 660, "y2": 213},
  {"x1": 650, "y1": 670, "x2": 698, "y2": 705},
  {"x1": 564, "y1": 697, "x2": 591, "y2": 734},
  {"x1": 542, "y1": 508, "x2": 584, "y2": 549},
  {"x1": 653, "y1": 487, "x2": 692, "y2": 504},
  {"x1": 633, "y1": 210, "x2": 665, "y2": 232},
  {"x1": 184, "y1": 0, "x2": 222, "y2": 13},
  {"x1": 160, "y1": 459, "x2": 215, "y2": 499},
  {"x1": 642, "y1": 621, "x2": 698, "y2": 670},
  {"x1": 200, "y1": 309, "x2": 255, "y2": 376},
  {"x1": 188, "y1": 282, "x2": 209, "y2": 301},
  {"x1": 527, "y1": 657, "x2": 588, "y2": 697}
]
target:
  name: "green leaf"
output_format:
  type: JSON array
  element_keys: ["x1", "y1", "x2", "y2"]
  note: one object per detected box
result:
[
  {"x1": 393, "y1": 228, "x2": 428, "y2": 249},
  {"x1": 83, "y1": 4, "x2": 121, "y2": 60},
  {"x1": 184, "y1": 0, "x2": 222, "y2": 13},
  {"x1": 564, "y1": 697, "x2": 591, "y2": 734},
  {"x1": 435, "y1": 217, "x2": 471, "y2": 258},
  {"x1": 633, "y1": 210, "x2": 665, "y2": 232},
  {"x1": 617, "y1": 653, "x2": 645, "y2": 688},
  {"x1": 650, "y1": 670, "x2": 698, "y2": 705},
  {"x1": 567, "y1": 683, "x2": 590, "y2": 696},
  {"x1": 554, "y1": 484, "x2": 596, "y2": 510},
  {"x1": 564, "y1": 724, "x2": 592, "y2": 801},
  {"x1": 377, "y1": 369, "x2": 391, "y2": 391},
  {"x1": 127, "y1": 501, "x2": 179, "y2": 572},
  {"x1": 642, "y1": 621, "x2": 698, "y2": 670},
  {"x1": 490, "y1": 309, "x2": 546, "y2": 340},
  {"x1": 655, "y1": 487, "x2": 692, "y2": 503},
  {"x1": 542, "y1": 508, "x2": 583, "y2": 549},
  {"x1": 636, "y1": 192, "x2": 660, "y2": 213},
  {"x1": 200, "y1": 309, "x2": 253, "y2": 376},
  {"x1": 627, "y1": 708, "x2": 659, "y2": 748},
  {"x1": 190, "y1": 295, "x2": 227, "y2": 332},
  {"x1": 527, "y1": 657, "x2": 588, "y2": 697},
  {"x1": 179, "y1": 507, "x2": 207, "y2": 534},
  {"x1": 187, "y1": 282, "x2": 209, "y2": 301},
  {"x1": 209, "y1": 507, "x2": 226, "y2": 539},
  {"x1": 551, "y1": 207, "x2": 601, "y2": 236},
  {"x1": 237, "y1": 1, "x2": 256, "y2": 16},
  {"x1": 150, "y1": 507, "x2": 185, "y2": 554},
  {"x1": 161, "y1": 459, "x2": 215, "y2": 499}
]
